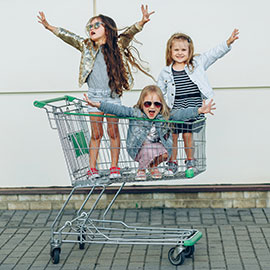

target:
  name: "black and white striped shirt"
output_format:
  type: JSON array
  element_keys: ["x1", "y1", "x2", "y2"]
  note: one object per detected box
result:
[{"x1": 172, "y1": 68, "x2": 203, "y2": 113}]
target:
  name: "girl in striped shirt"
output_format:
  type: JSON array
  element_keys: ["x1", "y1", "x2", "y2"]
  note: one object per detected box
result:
[{"x1": 158, "y1": 30, "x2": 239, "y2": 177}]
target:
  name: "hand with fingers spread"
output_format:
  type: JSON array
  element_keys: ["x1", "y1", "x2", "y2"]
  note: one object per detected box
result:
[
  {"x1": 139, "y1": 4, "x2": 155, "y2": 27},
  {"x1": 198, "y1": 99, "x2": 216, "y2": 115},
  {"x1": 227, "y1": 28, "x2": 239, "y2": 46},
  {"x1": 37, "y1": 11, "x2": 56, "y2": 32},
  {"x1": 83, "y1": 93, "x2": 101, "y2": 108}
]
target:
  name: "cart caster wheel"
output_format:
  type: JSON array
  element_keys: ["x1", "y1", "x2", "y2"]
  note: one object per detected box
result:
[
  {"x1": 51, "y1": 248, "x2": 60, "y2": 264},
  {"x1": 79, "y1": 242, "x2": 85, "y2": 250},
  {"x1": 184, "y1": 245, "x2": 195, "y2": 257},
  {"x1": 185, "y1": 168, "x2": 194, "y2": 178},
  {"x1": 78, "y1": 234, "x2": 86, "y2": 250},
  {"x1": 168, "y1": 247, "x2": 185, "y2": 266}
]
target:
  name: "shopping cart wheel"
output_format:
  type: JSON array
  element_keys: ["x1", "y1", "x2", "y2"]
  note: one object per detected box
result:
[
  {"x1": 184, "y1": 245, "x2": 195, "y2": 257},
  {"x1": 78, "y1": 233, "x2": 86, "y2": 250},
  {"x1": 168, "y1": 247, "x2": 185, "y2": 266},
  {"x1": 51, "y1": 248, "x2": 60, "y2": 264}
]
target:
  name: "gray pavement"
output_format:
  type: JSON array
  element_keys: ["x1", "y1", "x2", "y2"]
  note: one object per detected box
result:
[{"x1": 1, "y1": 208, "x2": 270, "y2": 270}]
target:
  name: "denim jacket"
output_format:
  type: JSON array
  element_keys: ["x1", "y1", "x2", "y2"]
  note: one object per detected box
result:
[
  {"x1": 53, "y1": 22, "x2": 143, "y2": 87},
  {"x1": 157, "y1": 40, "x2": 231, "y2": 109},
  {"x1": 99, "y1": 102, "x2": 199, "y2": 159}
]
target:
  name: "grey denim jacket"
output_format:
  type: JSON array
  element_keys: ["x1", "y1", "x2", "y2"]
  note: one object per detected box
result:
[
  {"x1": 53, "y1": 22, "x2": 143, "y2": 87},
  {"x1": 99, "y1": 102, "x2": 199, "y2": 160}
]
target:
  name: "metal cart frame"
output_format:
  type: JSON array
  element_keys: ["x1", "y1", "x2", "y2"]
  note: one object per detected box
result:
[{"x1": 34, "y1": 95, "x2": 205, "y2": 266}]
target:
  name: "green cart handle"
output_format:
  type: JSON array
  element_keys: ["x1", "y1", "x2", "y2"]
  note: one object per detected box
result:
[{"x1": 33, "y1": 95, "x2": 77, "y2": 108}]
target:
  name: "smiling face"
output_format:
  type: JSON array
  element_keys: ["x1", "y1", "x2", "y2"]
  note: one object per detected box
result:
[
  {"x1": 171, "y1": 39, "x2": 190, "y2": 68},
  {"x1": 89, "y1": 18, "x2": 106, "y2": 45},
  {"x1": 142, "y1": 93, "x2": 162, "y2": 119}
]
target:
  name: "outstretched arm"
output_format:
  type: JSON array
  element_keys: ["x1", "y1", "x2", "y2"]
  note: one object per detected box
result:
[
  {"x1": 37, "y1": 11, "x2": 57, "y2": 34},
  {"x1": 84, "y1": 94, "x2": 136, "y2": 117},
  {"x1": 119, "y1": 5, "x2": 155, "y2": 48},
  {"x1": 38, "y1": 11, "x2": 84, "y2": 51},
  {"x1": 198, "y1": 99, "x2": 216, "y2": 115},
  {"x1": 199, "y1": 29, "x2": 239, "y2": 70},
  {"x1": 138, "y1": 4, "x2": 155, "y2": 27},
  {"x1": 227, "y1": 28, "x2": 239, "y2": 46}
]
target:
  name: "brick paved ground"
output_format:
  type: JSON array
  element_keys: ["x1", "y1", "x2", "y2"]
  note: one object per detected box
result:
[{"x1": 0, "y1": 208, "x2": 270, "y2": 270}]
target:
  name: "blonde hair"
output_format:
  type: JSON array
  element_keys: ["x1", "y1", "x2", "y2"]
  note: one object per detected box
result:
[
  {"x1": 165, "y1": 33, "x2": 195, "y2": 71},
  {"x1": 135, "y1": 85, "x2": 170, "y2": 120}
]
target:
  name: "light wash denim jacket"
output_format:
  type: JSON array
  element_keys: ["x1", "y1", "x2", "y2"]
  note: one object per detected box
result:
[
  {"x1": 157, "y1": 41, "x2": 231, "y2": 109},
  {"x1": 99, "y1": 102, "x2": 199, "y2": 160},
  {"x1": 53, "y1": 23, "x2": 143, "y2": 87}
]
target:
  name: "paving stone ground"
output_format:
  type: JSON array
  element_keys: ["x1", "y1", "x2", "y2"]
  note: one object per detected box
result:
[{"x1": 0, "y1": 208, "x2": 270, "y2": 270}]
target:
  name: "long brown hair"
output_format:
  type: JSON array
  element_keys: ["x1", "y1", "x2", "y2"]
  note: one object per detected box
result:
[
  {"x1": 86, "y1": 15, "x2": 154, "y2": 97},
  {"x1": 135, "y1": 85, "x2": 170, "y2": 120},
  {"x1": 166, "y1": 33, "x2": 195, "y2": 71}
]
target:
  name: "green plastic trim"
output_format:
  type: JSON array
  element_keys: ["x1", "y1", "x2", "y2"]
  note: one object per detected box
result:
[
  {"x1": 64, "y1": 112, "x2": 206, "y2": 124},
  {"x1": 33, "y1": 95, "x2": 206, "y2": 124},
  {"x1": 33, "y1": 95, "x2": 77, "y2": 108},
  {"x1": 184, "y1": 231, "x2": 203, "y2": 246}
]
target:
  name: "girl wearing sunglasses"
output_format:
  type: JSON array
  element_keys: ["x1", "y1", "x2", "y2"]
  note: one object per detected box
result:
[
  {"x1": 37, "y1": 5, "x2": 154, "y2": 180},
  {"x1": 158, "y1": 30, "x2": 239, "y2": 177},
  {"x1": 84, "y1": 85, "x2": 215, "y2": 181}
]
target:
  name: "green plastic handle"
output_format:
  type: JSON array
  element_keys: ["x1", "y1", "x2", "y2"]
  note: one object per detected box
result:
[
  {"x1": 33, "y1": 95, "x2": 77, "y2": 108},
  {"x1": 184, "y1": 231, "x2": 203, "y2": 246}
]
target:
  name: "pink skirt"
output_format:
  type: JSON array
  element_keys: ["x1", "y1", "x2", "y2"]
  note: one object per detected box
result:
[{"x1": 135, "y1": 141, "x2": 168, "y2": 169}]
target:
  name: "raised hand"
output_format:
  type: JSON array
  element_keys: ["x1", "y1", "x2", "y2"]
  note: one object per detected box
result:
[
  {"x1": 139, "y1": 5, "x2": 155, "y2": 26},
  {"x1": 37, "y1": 11, "x2": 57, "y2": 33},
  {"x1": 37, "y1": 11, "x2": 50, "y2": 29},
  {"x1": 227, "y1": 28, "x2": 239, "y2": 46},
  {"x1": 198, "y1": 99, "x2": 216, "y2": 115}
]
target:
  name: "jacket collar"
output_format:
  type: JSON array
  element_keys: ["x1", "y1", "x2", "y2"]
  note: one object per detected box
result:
[
  {"x1": 164, "y1": 62, "x2": 193, "y2": 74},
  {"x1": 163, "y1": 64, "x2": 173, "y2": 74}
]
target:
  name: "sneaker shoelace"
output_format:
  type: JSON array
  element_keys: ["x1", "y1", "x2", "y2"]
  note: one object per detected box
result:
[
  {"x1": 110, "y1": 167, "x2": 121, "y2": 174},
  {"x1": 87, "y1": 168, "x2": 99, "y2": 176}
]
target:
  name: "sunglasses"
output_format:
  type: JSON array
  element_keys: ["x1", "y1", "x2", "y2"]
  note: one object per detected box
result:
[
  {"x1": 88, "y1": 21, "x2": 104, "y2": 30},
  {"x1": 143, "y1": 101, "x2": 162, "y2": 108}
]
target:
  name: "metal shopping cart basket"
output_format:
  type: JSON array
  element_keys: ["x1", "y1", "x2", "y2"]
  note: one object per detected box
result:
[{"x1": 34, "y1": 95, "x2": 206, "y2": 266}]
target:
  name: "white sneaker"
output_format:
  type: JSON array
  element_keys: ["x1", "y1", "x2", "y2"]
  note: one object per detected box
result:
[
  {"x1": 164, "y1": 161, "x2": 178, "y2": 177},
  {"x1": 109, "y1": 167, "x2": 121, "y2": 179}
]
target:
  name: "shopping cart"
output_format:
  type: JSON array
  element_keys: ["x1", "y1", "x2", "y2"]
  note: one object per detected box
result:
[{"x1": 34, "y1": 95, "x2": 205, "y2": 266}]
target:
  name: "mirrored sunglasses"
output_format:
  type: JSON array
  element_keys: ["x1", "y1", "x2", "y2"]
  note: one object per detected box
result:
[
  {"x1": 89, "y1": 21, "x2": 104, "y2": 30},
  {"x1": 143, "y1": 101, "x2": 162, "y2": 108}
]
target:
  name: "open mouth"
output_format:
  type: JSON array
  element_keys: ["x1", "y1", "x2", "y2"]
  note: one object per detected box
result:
[
  {"x1": 148, "y1": 110, "x2": 156, "y2": 117},
  {"x1": 90, "y1": 31, "x2": 96, "y2": 36}
]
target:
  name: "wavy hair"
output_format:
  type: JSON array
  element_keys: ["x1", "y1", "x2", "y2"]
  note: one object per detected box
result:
[
  {"x1": 166, "y1": 33, "x2": 195, "y2": 71},
  {"x1": 86, "y1": 15, "x2": 154, "y2": 97},
  {"x1": 135, "y1": 85, "x2": 170, "y2": 120}
]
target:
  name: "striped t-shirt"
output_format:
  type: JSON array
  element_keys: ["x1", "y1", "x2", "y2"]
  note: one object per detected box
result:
[{"x1": 172, "y1": 68, "x2": 203, "y2": 114}]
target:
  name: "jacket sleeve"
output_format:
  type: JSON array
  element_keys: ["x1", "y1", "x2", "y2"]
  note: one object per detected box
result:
[
  {"x1": 157, "y1": 69, "x2": 170, "y2": 107},
  {"x1": 157, "y1": 70, "x2": 166, "y2": 94},
  {"x1": 118, "y1": 23, "x2": 143, "y2": 49},
  {"x1": 99, "y1": 102, "x2": 137, "y2": 118},
  {"x1": 199, "y1": 40, "x2": 231, "y2": 70},
  {"x1": 170, "y1": 107, "x2": 199, "y2": 121},
  {"x1": 53, "y1": 27, "x2": 85, "y2": 52}
]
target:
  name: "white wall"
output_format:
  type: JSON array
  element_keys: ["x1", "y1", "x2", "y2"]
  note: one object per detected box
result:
[
  {"x1": 1, "y1": 0, "x2": 269, "y2": 187},
  {"x1": 1, "y1": 0, "x2": 270, "y2": 92},
  {"x1": 1, "y1": 88, "x2": 269, "y2": 187}
]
